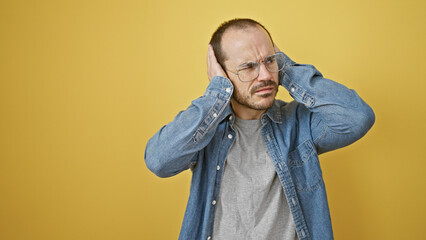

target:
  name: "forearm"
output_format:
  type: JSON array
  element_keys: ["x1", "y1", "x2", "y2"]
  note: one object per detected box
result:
[
  {"x1": 144, "y1": 76, "x2": 233, "y2": 177},
  {"x1": 279, "y1": 52, "x2": 375, "y2": 154}
]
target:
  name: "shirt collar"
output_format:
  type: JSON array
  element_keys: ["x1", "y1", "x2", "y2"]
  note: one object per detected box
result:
[
  {"x1": 219, "y1": 100, "x2": 283, "y2": 124},
  {"x1": 263, "y1": 100, "x2": 283, "y2": 124},
  {"x1": 219, "y1": 104, "x2": 233, "y2": 123}
]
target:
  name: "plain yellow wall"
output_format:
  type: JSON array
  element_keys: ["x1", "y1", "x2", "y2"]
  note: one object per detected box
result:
[{"x1": 1, "y1": 0, "x2": 425, "y2": 239}]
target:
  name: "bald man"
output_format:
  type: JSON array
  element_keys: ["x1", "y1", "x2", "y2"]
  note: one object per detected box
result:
[{"x1": 145, "y1": 18, "x2": 375, "y2": 240}]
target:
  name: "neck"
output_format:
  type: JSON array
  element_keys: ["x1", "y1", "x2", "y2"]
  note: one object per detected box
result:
[{"x1": 230, "y1": 99, "x2": 266, "y2": 120}]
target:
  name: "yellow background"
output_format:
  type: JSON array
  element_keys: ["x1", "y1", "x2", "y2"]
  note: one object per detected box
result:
[{"x1": 1, "y1": 0, "x2": 425, "y2": 239}]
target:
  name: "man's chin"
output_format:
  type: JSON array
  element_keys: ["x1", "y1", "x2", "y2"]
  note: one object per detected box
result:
[
  {"x1": 233, "y1": 90, "x2": 277, "y2": 111},
  {"x1": 255, "y1": 92, "x2": 274, "y2": 98},
  {"x1": 250, "y1": 96, "x2": 275, "y2": 110}
]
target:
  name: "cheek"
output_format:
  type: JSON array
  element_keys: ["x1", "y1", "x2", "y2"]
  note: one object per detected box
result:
[
  {"x1": 230, "y1": 80, "x2": 250, "y2": 94},
  {"x1": 273, "y1": 73, "x2": 279, "y2": 83},
  {"x1": 234, "y1": 85, "x2": 248, "y2": 97}
]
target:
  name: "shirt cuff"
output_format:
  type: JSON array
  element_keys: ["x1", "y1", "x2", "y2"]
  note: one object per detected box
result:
[{"x1": 204, "y1": 76, "x2": 234, "y2": 101}]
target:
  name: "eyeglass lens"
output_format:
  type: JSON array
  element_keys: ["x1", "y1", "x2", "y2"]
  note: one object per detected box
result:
[{"x1": 237, "y1": 53, "x2": 285, "y2": 82}]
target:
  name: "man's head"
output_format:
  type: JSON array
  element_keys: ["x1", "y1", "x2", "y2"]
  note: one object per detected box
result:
[
  {"x1": 209, "y1": 18, "x2": 280, "y2": 119},
  {"x1": 210, "y1": 18, "x2": 275, "y2": 69}
]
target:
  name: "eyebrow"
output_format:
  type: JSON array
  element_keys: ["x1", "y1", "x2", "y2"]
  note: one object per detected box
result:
[
  {"x1": 237, "y1": 61, "x2": 257, "y2": 69},
  {"x1": 238, "y1": 52, "x2": 276, "y2": 66},
  {"x1": 236, "y1": 52, "x2": 276, "y2": 68}
]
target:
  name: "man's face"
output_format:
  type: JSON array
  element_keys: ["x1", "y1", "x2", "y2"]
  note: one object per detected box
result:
[{"x1": 221, "y1": 26, "x2": 279, "y2": 114}]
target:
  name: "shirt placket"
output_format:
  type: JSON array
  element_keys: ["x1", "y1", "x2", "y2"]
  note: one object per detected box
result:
[
  {"x1": 206, "y1": 115, "x2": 236, "y2": 240},
  {"x1": 261, "y1": 120, "x2": 310, "y2": 240}
]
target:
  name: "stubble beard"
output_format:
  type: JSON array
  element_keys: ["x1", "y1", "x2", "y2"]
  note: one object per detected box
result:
[{"x1": 233, "y1": 80, "x2": 278, "y2": 111}]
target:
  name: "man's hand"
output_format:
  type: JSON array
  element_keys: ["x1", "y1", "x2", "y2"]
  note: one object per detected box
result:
[
  {"x1": 207, "y1": 44, "x2": 227, "y2": 81},
  {"x1": 274, "y1": 43, "x2": 281, "y2": 53}
]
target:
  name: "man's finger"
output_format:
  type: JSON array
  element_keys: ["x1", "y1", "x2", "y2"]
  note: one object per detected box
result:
[
  {"x1": 274, "y1": 44, "x2": 280, "y2": 53},
  {"x1": 208, "y1": 45, "x2": 218, "y2": 65},
  {"x1": 207, "y1": 44, "x2": 227, "y2": 80}
]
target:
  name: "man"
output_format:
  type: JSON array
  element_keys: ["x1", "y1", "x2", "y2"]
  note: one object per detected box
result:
[{"x1": 144, "y1": 18, "x2": 375, "y2": 240}]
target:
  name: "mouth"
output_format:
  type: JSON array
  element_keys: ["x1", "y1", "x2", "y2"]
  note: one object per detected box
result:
[
  {"x1": 250, "y1": 80, "x2": 278, "y2": 95},
  {"x1": 254, "y1": 87, "x2": 274, "y2": 94}
]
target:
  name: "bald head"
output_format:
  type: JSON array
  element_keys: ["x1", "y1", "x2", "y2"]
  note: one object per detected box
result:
[{"x1": 209, "y1": 18, "x2": 274, "y2": 69}]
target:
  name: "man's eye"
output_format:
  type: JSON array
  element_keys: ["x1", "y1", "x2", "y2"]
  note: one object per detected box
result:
[
  {"x1": 265, "y1": 56, "x2": 276, "y2": 64},
  {"x1": 239, "y1": 62, "x2": 257, "y2": 70}
]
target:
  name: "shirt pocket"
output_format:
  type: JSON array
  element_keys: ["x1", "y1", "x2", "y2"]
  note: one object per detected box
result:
[{"x1": 288, "y1": 140, "x2": 323, "y2": 192}]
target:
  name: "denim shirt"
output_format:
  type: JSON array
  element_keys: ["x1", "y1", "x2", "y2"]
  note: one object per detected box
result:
[{"x1": 144, "y1": 52, "x2": 375, "y2": 240}]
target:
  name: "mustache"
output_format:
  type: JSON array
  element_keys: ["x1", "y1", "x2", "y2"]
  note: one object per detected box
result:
[{"x1": 250, "y1": 80, "x2": 278, "y2": 94}]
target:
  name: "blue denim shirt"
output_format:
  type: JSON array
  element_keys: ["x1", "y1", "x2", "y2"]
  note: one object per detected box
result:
[{"x1": 144, "y1": 52, "x2": 375, "y2": 240}]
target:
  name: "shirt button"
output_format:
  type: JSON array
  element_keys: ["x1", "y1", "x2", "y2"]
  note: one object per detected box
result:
[
  {"x1": 291, "y1": 198, "x2": 297, "y2": 206},
  {"x1": 213, "y1": 113, "x2": 218, "y2": 118},
  {"x1": 291, "y1": 87, "x2": 295, "y2": 92},
  {"x1": 229, "y1": 115, "x2": 233, "y2": 120},
  {"x1": 225, "y1": 88, "x2": 231, "y2": 93},
  {"x1": 216, "y1": 165, "x2": 220, "y2": 171},
  {"x1": 207, "y1": 236, "x2": 211, "y2": 240},
  {"x1": 228, "y1": 134, "x2": 233, "y2": 139},
  {"x1": 212, "y1": 200, "x2": 216, "y2": 205}
]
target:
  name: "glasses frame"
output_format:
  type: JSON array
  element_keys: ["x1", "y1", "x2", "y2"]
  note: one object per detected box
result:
[{"x1": 224, "y1": 52, "x2": 285, "y2": 82}]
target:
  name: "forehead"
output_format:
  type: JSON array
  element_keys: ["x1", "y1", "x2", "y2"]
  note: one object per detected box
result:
[{"x1": 221, "y1": 26, "x2": 274, "y2": 67}]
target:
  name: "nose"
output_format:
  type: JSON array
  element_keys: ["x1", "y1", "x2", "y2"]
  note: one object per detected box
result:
[{"x1": 257, "y1": 63, "x2": 273, "y2": 81}]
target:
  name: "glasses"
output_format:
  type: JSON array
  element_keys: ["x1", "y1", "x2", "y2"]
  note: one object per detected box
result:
[{"x1": 225, "y1": 52, "x2": 285, "y2": 82}]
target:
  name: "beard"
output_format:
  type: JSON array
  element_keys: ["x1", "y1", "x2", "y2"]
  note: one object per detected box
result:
[{"x1": 233, "y1": 80, "x2": 278, "y2": 110}]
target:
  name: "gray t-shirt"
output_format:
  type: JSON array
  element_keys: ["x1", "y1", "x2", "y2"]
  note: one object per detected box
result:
[{"x1": 212, "y1": 117, "x2": 298, "y2": 240}]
